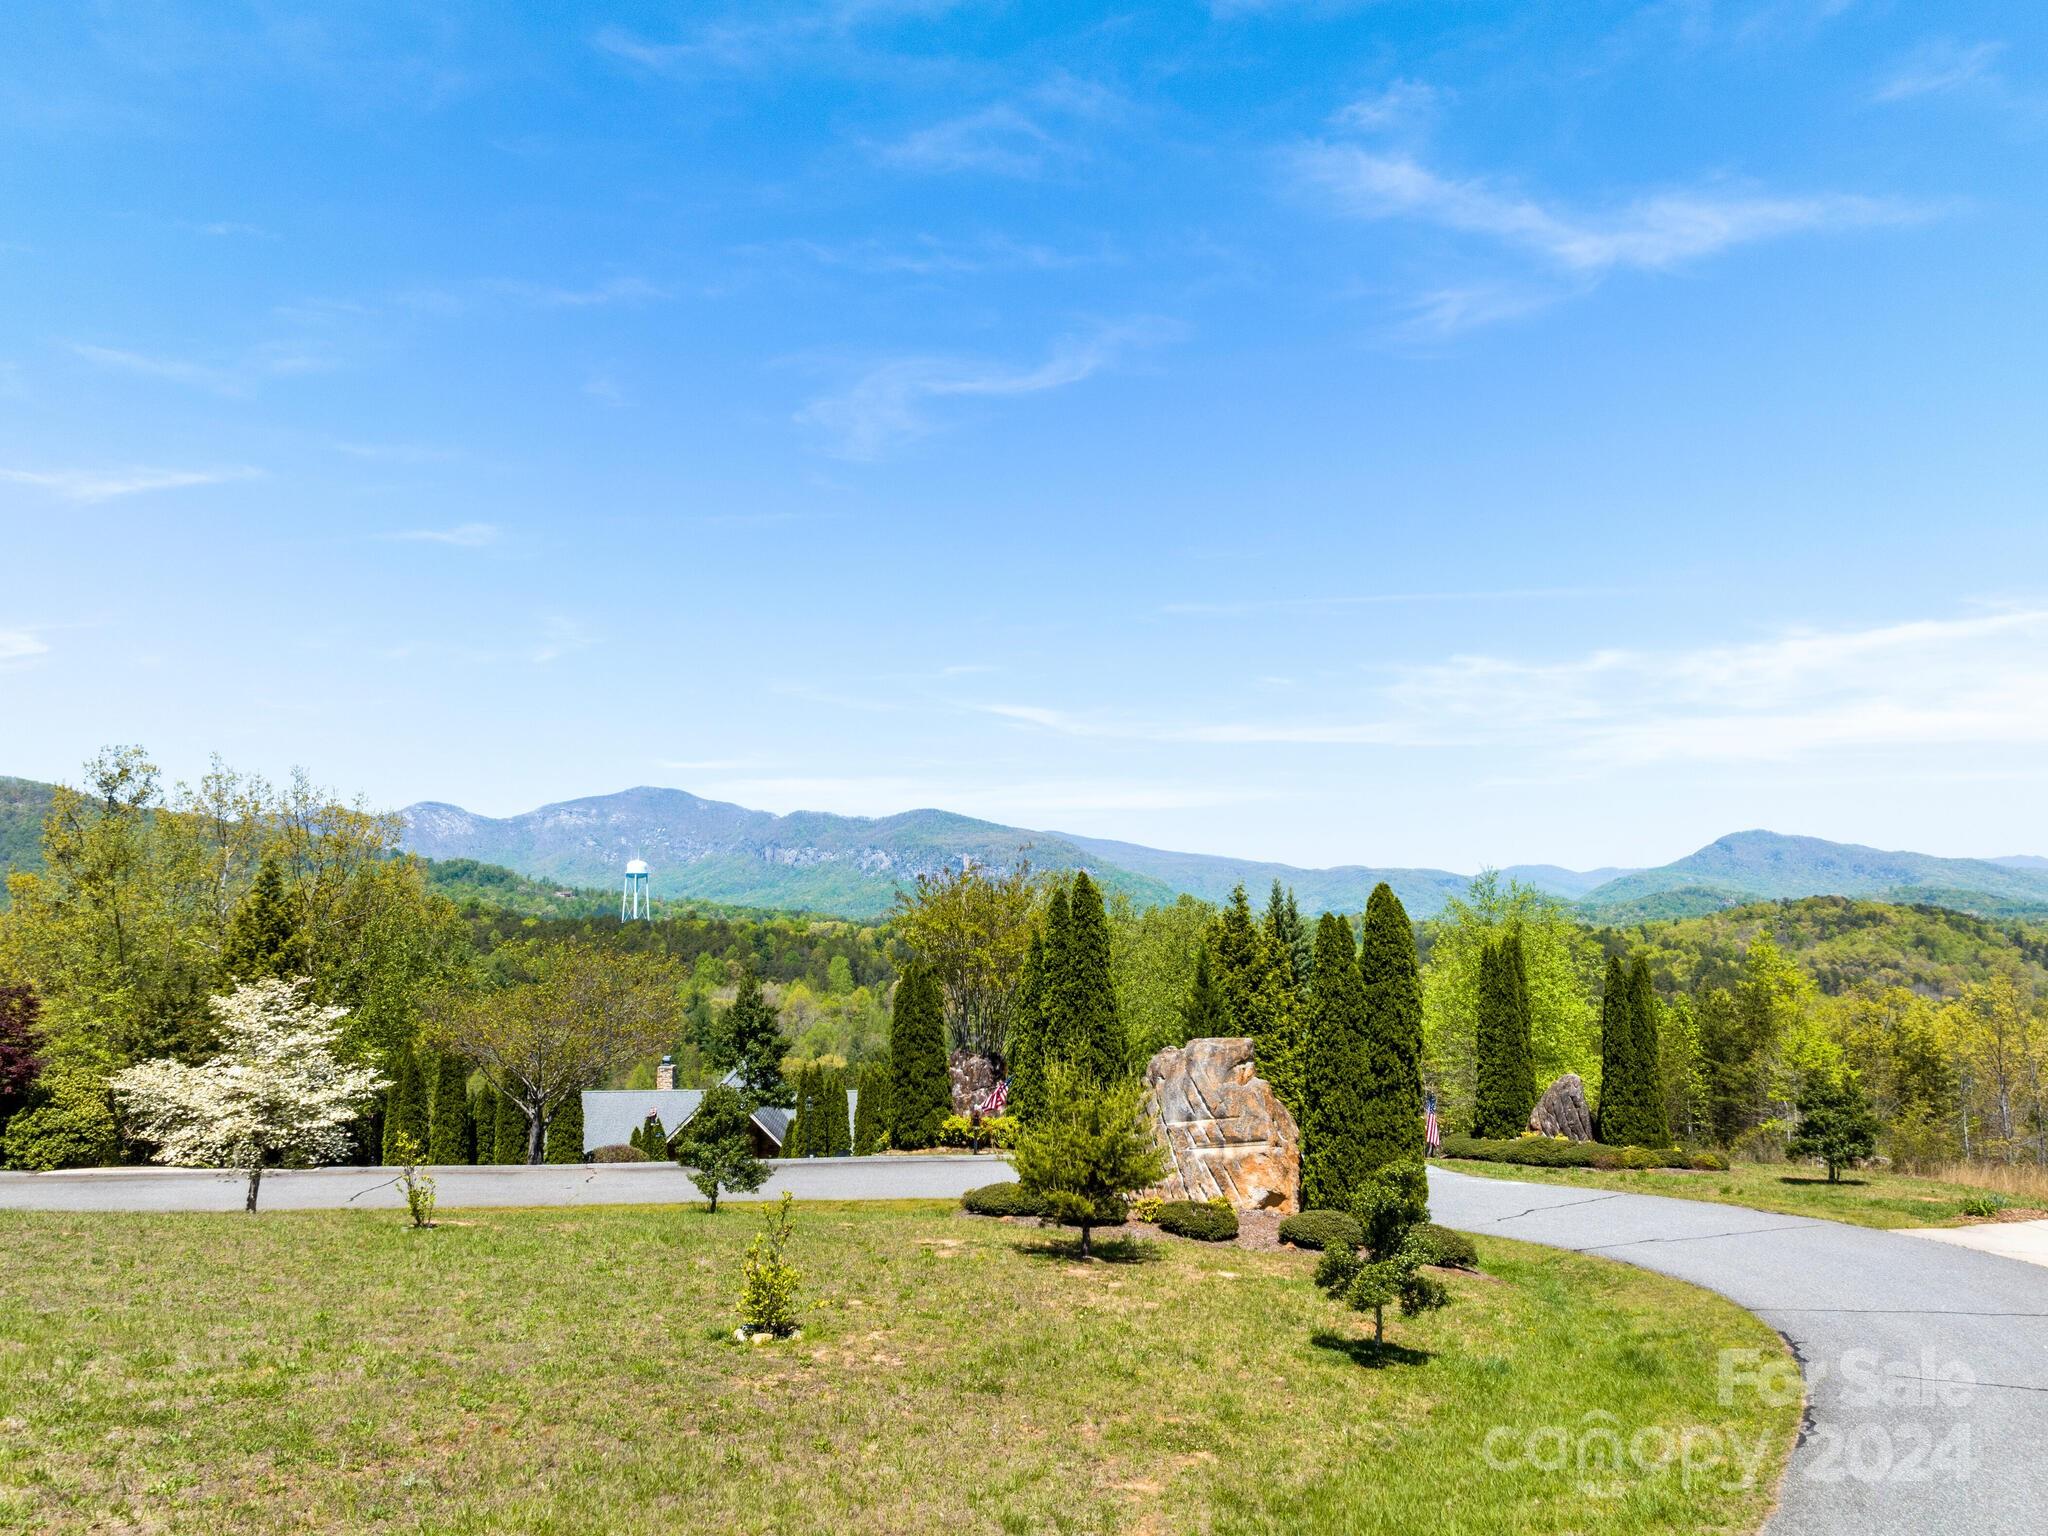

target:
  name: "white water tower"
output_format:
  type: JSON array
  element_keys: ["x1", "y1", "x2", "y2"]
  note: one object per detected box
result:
[{"x1": 621, "y1": 859, "x2": 650, "y2": 921}]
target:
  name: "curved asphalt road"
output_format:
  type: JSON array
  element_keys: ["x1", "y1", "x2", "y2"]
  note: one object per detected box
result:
[{"x1": 1428, "y1": 1166, "x2": 2048, "y2": 1536}]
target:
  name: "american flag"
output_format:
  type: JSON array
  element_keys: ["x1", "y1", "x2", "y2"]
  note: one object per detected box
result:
[
  {"x1": 1423, "y1": 1090, "x2": 1441, "y2": 1156},
  {"x1": 977, "y1": 1079, "x2": 1009, "y2": 1118}
]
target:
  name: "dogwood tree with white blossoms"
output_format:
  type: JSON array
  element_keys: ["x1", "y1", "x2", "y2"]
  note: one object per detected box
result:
[{"x1": 111, "y1": 978, "x2": 387, "y2": 1211}]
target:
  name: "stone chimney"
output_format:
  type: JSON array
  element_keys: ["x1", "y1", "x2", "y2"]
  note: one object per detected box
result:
[{"x1": 656, "y1": 1054, "x2": 676, "y2": 1091}]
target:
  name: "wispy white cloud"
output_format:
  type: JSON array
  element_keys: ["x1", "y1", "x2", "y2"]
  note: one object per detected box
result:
[
  {"x1": 65, "y1": 340, "x2": 331, "y2": 394},
  {"x1": 1162, "y1": 586, "x2": 1620, "y2": 617},
  {"x1": 0, "y1": 628, "x2": 50, "y2": 668},
  {"x1": 485, "y1": 275, "x2": 669, "y2": 307},
  {"x1": 0, "y1": 465, "x2": 263, "y2": 502},
  {"x1": 531, "y1": 615, "x2": 597, "y2": 665},
  {"x1": 1331, "y1": 79, "x2": 1441, "y2": 135},
  {"x1": 1872, "y1": 39, "x2": 2005, "y2": 102},
  {"x1": 876, "y1": 103, "x2": 1062, "y2": 177},
  {"x1": 797, "y1": 318, "x2": 1180, "y2": 460},
  {"x1": 976, "y1": 607, "x2": 2048, "y2": 772},
  {"x1": 1291, "y1": 146, "x2": 1927, "y2": 274},
  {"x1": 689, "y1": 772, "x2": 1277, "y2": 821},
  {"x1": 765, "y1": 231, "x2": 1111, "y2": 276},
  {"x1": 386, "y1": 523, "x2": 499, "y2": 548}
]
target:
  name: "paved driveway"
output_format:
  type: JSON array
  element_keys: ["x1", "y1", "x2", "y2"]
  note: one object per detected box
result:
[
  {"x1": 0, "y1": 1154, "x2": 1011, "y2": 1212},
  {"x1": 1429, "y1": 1166, "x2": 2048, "y2": 1536}
]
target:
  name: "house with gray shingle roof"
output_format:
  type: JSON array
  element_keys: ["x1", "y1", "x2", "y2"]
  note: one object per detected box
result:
[{"x1": 582, "y1": 1068, "x2": 844, "y2": 1159}]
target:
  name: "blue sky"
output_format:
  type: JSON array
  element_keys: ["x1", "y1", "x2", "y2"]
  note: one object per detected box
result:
[{"x1": 3, "y1": 0, "x2": 2045, "y2": 872}]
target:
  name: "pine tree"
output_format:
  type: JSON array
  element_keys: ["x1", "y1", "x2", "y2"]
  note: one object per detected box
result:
[
  {"x1": 468, "y1": 1086, "x2": 492, "y2": 1164},
  {"x1": 1301, "y1": 911, "x2": 1372, "y2": 1210},
  {"x1": 852, "y1": 1058, "x2": 893, "y2": 1154},
  {"x1": 890, "y1": 964, "x2": 952, "y2": 1150},
  {"x1": 725, "y1": 967, "x2": 788, "y2": 1108},
  {"x1": 1210, "y1": 885, "x2": 1262, "y2": 1028},
  {"x1": 1177, "y1": 944, "x2": 1231, "y2": 1042},
  {"x1": 1594, "y1": 955, "x2": 1627, "y2": 1143},
  {"x1": 788, "y1": 1065, "x2": 822, "y2": 1158},
  {"x1": 1264, "y1": 881, "x2": 1309, "y2": 990},
  {"x1": 491, "y1": 1087, "x2": 526, "y2": 1164},
  {"x1": 1050, "y1": 872, "x2": 1124, "y2": 1085},
  {"x1": 1355, "y1": 884, "x2": 1423, "y2": 1173},
  {"x1": 380, "y1": 1042, "x2": 429, "y2": 1164},
  {"x1": 221, "y1": 853, "x2": 305, "y2": 982},
  {"x1": 428, "y1": 1053, "x2": 471, "y2": 1164},
  {"x1": 544, "y1": 1089, "x2": 584, "y2": 1163},
  {"x1": 1007, "y1": 902, "x2": 1057, "y2": 1125},
  {"x1": 1626, "y1": 957, "x2": 1669, "y2": 1147},
  {"x1": 1209, "y1": 884, "x2": 1302, "y2": 1117}
]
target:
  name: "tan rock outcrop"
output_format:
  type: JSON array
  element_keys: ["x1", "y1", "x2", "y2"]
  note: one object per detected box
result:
[{"x1": 1139, "y1": 1037, "x2": 1300, "y2": 1214}]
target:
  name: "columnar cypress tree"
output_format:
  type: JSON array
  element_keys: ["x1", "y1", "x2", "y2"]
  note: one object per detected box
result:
[
  {"x1": 544, "y1": 1090, "x2": 584, "y2": 1163},
  {"x1": 1595, "y1": 955, "x2": 1631, "y2": 1144},
  {"x1": 1209, "y1": 884, "x2": 1303, "y2": 1117},
  {"x1": 1470, "y1": 941, "x2": 1511, "y2": 1138},
  {"x1": 821, "y1": 1066, "x2": 853, "y2": 1156},
  {"x1": 783, "y1": 1066, "x2": 810, "y2": 1158},
  {"x1": 726, "y1": 967, "x2": 789, "y2": 1108},
  {"x1": 469, "y1": 1086, "x2": 492, "y2": 1164},
  {"x1": 1301, "y1": 911, "x2": 1373, "y2": 1210},
  {"x1": 491, "y1": 1087, "x2": 526, "y2": 1164},
  {"x1": 1007, "y1": 902, "x2": 1057, "y2": 1125},
  {"x1": 853, "y1": 1058, "x2": 892, "y2": 1154},
  {"x1": 380, "y1": 1042, "x2": 429, "y2": 1163},
  {"x1": 222, "y1": 852, "x2": 306, "y2": 982},
  {"x1": 1356, "y1": 884, "x2": 1424, "y2": 1175},
  {"x1": 890, "y1": 964, "x2": 952, "y2": 1150},
  {"x1": 1210, "y1": 885, "x2": 1262, "y2": 1028},
  {"x1": 1178, "y1": 944, "x2": 1230, "y2": 1043},
  {"x1": 1503, "y1": 929, "x2": 1536, "y2": 1131},
  {"x1": 428, "y1": 1053, "x2": 471, "y2": 1164},
  {"x1": 1626, "y1": 957, "x2": 1669, "y2": 1147},
  {"x1": 1051, "y1": 872, "x2": 1124, "y2": 1085}
]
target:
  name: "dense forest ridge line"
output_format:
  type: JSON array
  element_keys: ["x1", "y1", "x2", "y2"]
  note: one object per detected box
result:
[{"x1": 8, "y1": 772, "x2": 2046, "y2": 924}]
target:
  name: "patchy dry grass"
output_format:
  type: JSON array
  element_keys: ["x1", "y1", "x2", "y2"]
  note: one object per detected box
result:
[
  {"x1": 1442, "y1": 1156, "x2": 2048, "y2": 1229},
  {"x1": 0, "y1": 1201, "x2": 1794, "y2": 1535}
]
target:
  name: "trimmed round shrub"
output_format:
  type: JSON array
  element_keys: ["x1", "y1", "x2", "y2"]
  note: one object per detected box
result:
[
  {"x1": 1588, "y1": 1147, "x2": 1624, "y2": 1170},
  {"x1": 589, "y1": 1143, "x2": 649, "y2": 1163},
  {"x1": 962, "y1": 1181, "x2": 1043, "y2": 1217},
  {"x1": 1418, "y1": 1223, "x2": 1478, "y2": 1269},
  {"x1": 1155, "y1": 1199, "x2": 1238, "y2": 1242},
  {"x1": 1277, "y1": 1209, "x2": 1364, "y2": 1252},
  {"x1": 1688, "y1": 1150, "x2": 1730, "y2": 1171},
  {"x1": 1618, "y1": 1145, "x2": 1662, "y2": 1170}
]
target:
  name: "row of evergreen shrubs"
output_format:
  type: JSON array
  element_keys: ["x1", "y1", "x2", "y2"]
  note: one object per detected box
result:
[
  {"x1": 1276, "y1": 1208, "x2": 1478, "y2": 1269},
  {"x1": 960, "y1": 1182, "x2": 1240, "y2": 1242},
  {"x1": 1439, "y1": 1133, "x2": 1728, "y2": 1171}
]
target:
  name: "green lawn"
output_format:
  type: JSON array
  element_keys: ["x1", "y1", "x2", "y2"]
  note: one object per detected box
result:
[
  {"x1": 1439, "y1": 1155, "x2": 2040, "y2": 1229},
  {"x1": 0, "y1": 1200, "x2": 1795, "y2": 1536}
]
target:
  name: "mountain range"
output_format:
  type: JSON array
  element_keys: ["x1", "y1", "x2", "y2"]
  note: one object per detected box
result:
[
  {"x1": 397, "y1": 785, "x2": 2048, "y2": 923},
  {"x1": 4, "y1": 772, "x2": 2044, "y2": 923}
]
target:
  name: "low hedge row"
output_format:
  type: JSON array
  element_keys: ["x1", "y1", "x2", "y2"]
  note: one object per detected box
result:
[
  {"x1": 961, "y1": 1181, "x2": 1044, "y2": 1217},
  {"x1": 589, "y1": 1143, "x2": 649, "y2": 1164},
  {"x1": 1276, "y1": 1209, "x2": 1363, "y2": 1251},
  {"x1": 1439, "y1": 1134, "x2": 1727, "y2": 1172},
  {"x1": 1154, "y1": 1200, "x2": 1238, "y2": 1242}
]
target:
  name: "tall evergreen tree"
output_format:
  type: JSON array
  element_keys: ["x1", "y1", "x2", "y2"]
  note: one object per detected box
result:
[
  {"x1": 1209, "y1": 884, "x2": 1303, "y2": 1117},
  {"x1": 1626, "y1": 957, "x2": 1669, "y2": 1146},
  {"x1": 1355, "y1": 884, "x2": 1424, "y2": 1174},
  {"x1": 1007, "y1": 898, "x2": 1059, "y2": 1125},
  {"x1": 1178, "y1": 944, "x2": 1231, "y2": 1042},
  {"x1": 468, "y1": 1085, "x2": 492, "y2": 1164},
  {"x1": 1470, "y1": 941, "x2": 1512, "y2": 1138},
  {"x1": 1049, "y1": 872, "x2": 1124, "y2": 1084},
  {"x1": 1594, "y1": 954, "x2": 1628, "y2": 1142},
  {"x1": 380, "y1": 1042, "x2": 429, "y2": 1163},
  {"x1": 725, "y1": 967, "x2": 788, "y2": 1108},
  {"x1": 852, "y1": 1058, "x2": 893, "y2": 1154},
  {"x1": 1301, "y1": 912, "x2": 1373, "y2": 1210},
  {"x1": 544, "y1": 1089, "x2": 584, "y2": 1163},
  {"x1": 491, "y1": 1087, "x2": 526, "y2": 1164},
  {"x1": 1264, "y1": 881, "x2": 1310, "y2": 990},
  {"x1": 890, "y1": 964, "x2": 952, "y2": 1150},
  {"x1": 221, "y1": 853, "x2": 306, "y2": 982},
  {"x1": 1503, "y1": 929, "x2": 1536, "y2": 1131},
  {"x1": 428, "y1": 1052, "x2": 471, "y2": 1164},
  {"x1": 820, "y1": 1066, "x2": 853, "y2": 1156}
]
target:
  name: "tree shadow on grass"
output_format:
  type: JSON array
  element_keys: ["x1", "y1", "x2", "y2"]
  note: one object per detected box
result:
[
  {"x1": 1013, "y1": 1234, "x2": 1164, "y2": 1266},
  {"x1": 1778, "y1": 1176, "x2": 1866, "y2": 1186},
  {"x1": 1310, "y1": 1329, "x2": 1433, "y2": 1369}
]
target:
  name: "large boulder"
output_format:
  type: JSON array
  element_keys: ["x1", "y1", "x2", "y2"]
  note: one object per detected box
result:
[
  {"x1": 949, "y1": 1050, "x2": 999, "y2": 1117},
  {"x1": 1139, "y1": 1037, "x2": 1300, "y2": 1214},
  {"x1": 1528, "y1": 1074, "x2": 1594, "y2": 1142}
]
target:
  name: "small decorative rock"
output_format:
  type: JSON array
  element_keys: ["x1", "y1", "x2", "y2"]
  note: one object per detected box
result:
[
  {"x1": 1138, "y1": 1037, "x2": 1300, "y2": 1215},
  {"x1": 949, "y1": 1050, "x2": 999, "y2": 1116},
  {"x1": 1528, "y1": 1074, "x2": 1594, "y2": 1142}
]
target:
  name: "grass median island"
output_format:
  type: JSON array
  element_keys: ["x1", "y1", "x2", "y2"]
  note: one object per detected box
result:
[
  {"x1": 1439, "y1": 1154, "x2": 2048, "y2": 1230},
  {"x1": 0, "y1": 1200, "x2": 1794, "y2": 1535}
]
